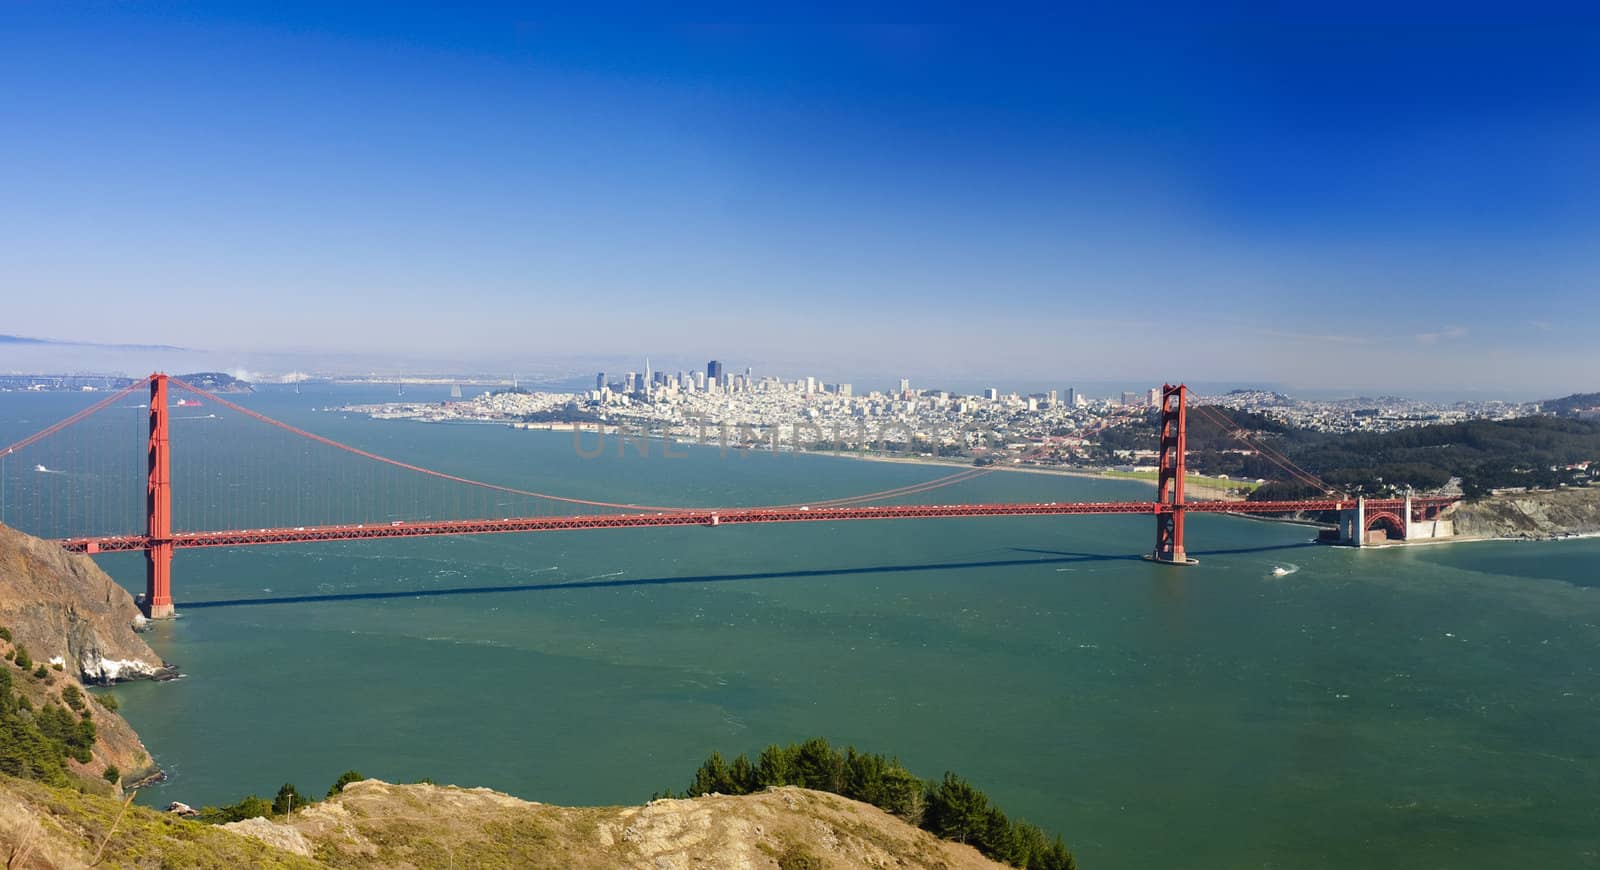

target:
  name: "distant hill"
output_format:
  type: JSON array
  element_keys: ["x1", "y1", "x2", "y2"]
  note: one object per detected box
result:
[
  {"x1": 0, "y1": 333, "x2": 186, "y2": 351},
  {"x1": 1541, "y1": 392, "x2": 1600, "y2": 416},
  {"x1": 1102, "y1": 409, "x2": 1600, "y2": 500},
  {"x1": 176, "y1": 372, "x2": 253, "y2": 393},
  {"x1": 1244, "y1": 415, "x2": 1600, "y2": 499}
]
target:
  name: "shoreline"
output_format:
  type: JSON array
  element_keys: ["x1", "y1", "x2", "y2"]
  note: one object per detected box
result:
[
  {"x1": 823, "y1": 450, "x2": 1252, "y2": 500},
  {"x1": 1349, "y1": 530, "x2": 1600, "y2": 552}
]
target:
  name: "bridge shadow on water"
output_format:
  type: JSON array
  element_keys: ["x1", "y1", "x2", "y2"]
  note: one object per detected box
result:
[
  {"x1": 181, "y1": 540, "x2": 1323, "y2": 610},
  {"x1": 1012, "y1": 541, "x2": 1321, "y2": 560}
]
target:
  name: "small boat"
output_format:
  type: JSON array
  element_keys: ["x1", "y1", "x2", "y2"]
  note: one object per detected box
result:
[
  {"x1": 35, "y1": 464, "x2": 48, "y2": 472},
  {"x1": 1270, "y1": 566, "x2": 1290, "y2": 576}
]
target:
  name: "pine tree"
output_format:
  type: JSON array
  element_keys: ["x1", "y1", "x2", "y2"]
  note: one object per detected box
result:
[
  {"x1": 729, "y1": 754, "x2": 757, "y2": 793},
  {"x1": 688, "y1": 752, "x2": 738, "y2": 796},
  {"x1": 327, "y1": 769, "x2": 365, "y2": 798},
  {"x1": 877, "y1": 765, "x2": 926, "y2": 824},
  {"x1": 792, "y1": 737, "x2": 844, "y2": 792},
  {"x1": 755, "y1": 744, "x2": 796, "y2": 788},
  {"x1": 923, "y1": 772, "x2": 990, "y2": 845},
  {"x1": 273, "y1": 783, "x2": 307, "y2": 815}
]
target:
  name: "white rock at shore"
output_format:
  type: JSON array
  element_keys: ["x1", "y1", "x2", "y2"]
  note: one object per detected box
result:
[{"x1": 81, "y1": 655, "x2": 165, "y2": 682}]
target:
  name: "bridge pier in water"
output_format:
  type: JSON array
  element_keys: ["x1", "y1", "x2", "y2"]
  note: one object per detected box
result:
[{"x1": 142, "y1": 373, "x2": 175, "y2": 619}]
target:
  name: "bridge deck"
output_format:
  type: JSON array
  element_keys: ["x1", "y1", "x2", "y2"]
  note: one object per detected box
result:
[{"x1": 59, "y1": 497, "x2": 1453, "y2": 552}]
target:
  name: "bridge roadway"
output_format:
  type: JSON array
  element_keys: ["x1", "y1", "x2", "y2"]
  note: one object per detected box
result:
[{"x1": 59, "y1": 497, "x2": 1454, "y2": 553}]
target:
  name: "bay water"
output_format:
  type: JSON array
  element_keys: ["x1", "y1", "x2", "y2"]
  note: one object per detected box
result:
[{"x1": 3, "y1": 385, "x2": 1597, "y2": 868}]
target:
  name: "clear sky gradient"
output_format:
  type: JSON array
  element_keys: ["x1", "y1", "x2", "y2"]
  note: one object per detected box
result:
[{"x1": 2, "y1": 3, "x2": 1597, "y2": 395}]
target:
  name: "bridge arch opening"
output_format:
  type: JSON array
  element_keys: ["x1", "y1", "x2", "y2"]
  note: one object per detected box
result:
[{"x1": 1364, "y1": 511, "x2": 1406, "y2": 542}]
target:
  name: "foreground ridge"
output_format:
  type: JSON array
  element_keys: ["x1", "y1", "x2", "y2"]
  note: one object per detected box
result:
[{"x1": 0, "y1": 776, "x2": 1010, "y2": 869}]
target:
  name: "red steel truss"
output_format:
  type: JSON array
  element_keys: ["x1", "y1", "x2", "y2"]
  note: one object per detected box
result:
[{"x1": 59, "y1": 497, "x2": 1456, "y2": 554}]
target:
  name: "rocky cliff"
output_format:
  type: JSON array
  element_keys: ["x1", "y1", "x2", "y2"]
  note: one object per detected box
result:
[
  {"x1": 1450, "y1": 487, "x2": 1600, "y2": 539},
  {"x1": 0, "y1": 523, "x2": 169, "y2": 683},
  {"x1": 1, "y1": 524, "x2": 166, "y2": 788}
]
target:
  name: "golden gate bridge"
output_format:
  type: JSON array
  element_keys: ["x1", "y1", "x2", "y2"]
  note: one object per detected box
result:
[{"x1": 0, "y1": 374, "x2": 1456, "y2": 618}]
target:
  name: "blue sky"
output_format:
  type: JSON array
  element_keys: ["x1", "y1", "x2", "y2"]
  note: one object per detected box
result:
[{"x1": 1, "y1": 3, "x2": 1597, "y2": 395}]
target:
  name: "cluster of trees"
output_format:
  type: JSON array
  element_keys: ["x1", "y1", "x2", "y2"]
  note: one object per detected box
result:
[
  {"x1": 195, "y1": 769, "x2": 366, "y2": 823},
  {"x1": 665, "y1": 738, "x2": 1075, "y2": 870},
  {"x1": 0, "y1": 633, "x2": 100, "y2": 787}
]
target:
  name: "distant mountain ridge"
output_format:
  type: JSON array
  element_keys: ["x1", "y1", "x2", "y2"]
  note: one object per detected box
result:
[
  {"x1": 0, "y1": 372, "x2": 253, "y2": 392},
  {"x1": 0, "y1": 333, "x2": 187, "y2": 352}
]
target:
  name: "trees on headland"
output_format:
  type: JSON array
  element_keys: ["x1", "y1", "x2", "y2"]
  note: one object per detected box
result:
[
  {"x1": 0, "y1": 632, "x2": 101, "y2": 787},
  {"x1": 196, "y1": 769, "x2": 368, "y2": 823},
  {"x1": 327, "y1": 769, "x2": 366, "y2": 798},
  {"x1": 272, "y1": 782, "x2": 309, "y2": 814},
  {"x1": 668, "y1": 738, "x2": 1076, "y2": 870}
]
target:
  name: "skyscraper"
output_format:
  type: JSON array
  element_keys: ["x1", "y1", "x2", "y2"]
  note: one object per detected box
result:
[
  {"x1": 1065, "y1": 387, "x2": 1078, "y2": 407},
  {"x1": 707, "y1": 360, "x2": 724, "y2": 386},
  {"x1": 595, "y1": 372, "x2": 605, "y2": 391}
]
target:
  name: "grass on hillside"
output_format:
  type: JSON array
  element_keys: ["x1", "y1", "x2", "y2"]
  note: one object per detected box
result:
[{"x1": 0, "y1": 774, "x2": 318, "y2": 869}]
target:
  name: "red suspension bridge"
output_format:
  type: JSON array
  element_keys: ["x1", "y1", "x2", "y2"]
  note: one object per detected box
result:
[{"x1": 0, "y1": 374, "x2": 1457, "y2": 618}]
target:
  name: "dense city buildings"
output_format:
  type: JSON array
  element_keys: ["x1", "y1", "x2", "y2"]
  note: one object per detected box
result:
[{"x1": 340, "y1": 360, "x2": 1538, "y2": 474}]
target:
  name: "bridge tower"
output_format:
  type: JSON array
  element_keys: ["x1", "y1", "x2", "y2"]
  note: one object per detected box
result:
[
  {"x1": 143, "y1": 373, "x2": 175, "y2": 619},
  {"x1": 1150, "y1": 383, "x2": 1197, "y2": 565}
]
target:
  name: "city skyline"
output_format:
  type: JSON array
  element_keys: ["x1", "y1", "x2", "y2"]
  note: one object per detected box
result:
[
  {"x1": 0, "y1": 334, "x2": 1584, "y2": 404},
  {"x1": 3, "y1": 5, "x2": 1598, "y2": 394}
]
